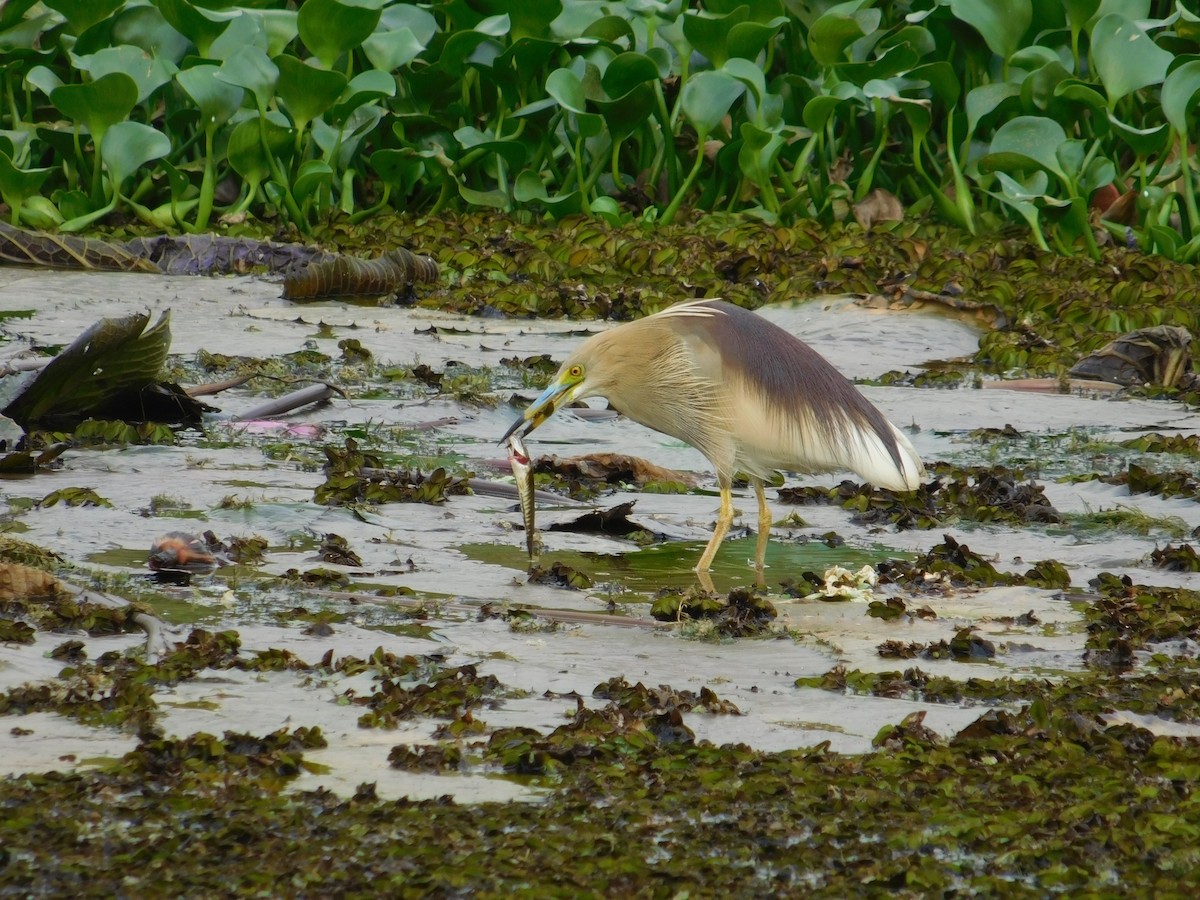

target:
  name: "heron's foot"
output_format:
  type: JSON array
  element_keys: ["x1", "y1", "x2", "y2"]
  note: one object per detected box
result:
[{"x1": 753, "y1": 563, "x2": 767, "y2": 590}]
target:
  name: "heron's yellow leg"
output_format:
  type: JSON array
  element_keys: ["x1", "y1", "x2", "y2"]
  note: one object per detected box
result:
[
  {"x1": 753, "y1": 477, "x2": 771, "y2": 587},
  {"x1": 696, "y1": 478, "x2": 735, "y2": 584}
]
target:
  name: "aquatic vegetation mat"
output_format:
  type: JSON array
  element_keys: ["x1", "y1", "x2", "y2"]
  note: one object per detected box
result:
[{"x1": 2, "y1": 666, "x2": 1199, "y2": 895}]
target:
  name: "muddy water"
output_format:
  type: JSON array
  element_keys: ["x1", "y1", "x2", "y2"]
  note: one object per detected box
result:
[{"x1": 2, "y1": 269, "x2": 1200, "y2": 797}]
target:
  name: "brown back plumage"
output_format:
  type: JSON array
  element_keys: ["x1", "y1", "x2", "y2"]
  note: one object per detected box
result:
[{"x1": 658, "y1": 300, "x2": 909, "y2": 475}]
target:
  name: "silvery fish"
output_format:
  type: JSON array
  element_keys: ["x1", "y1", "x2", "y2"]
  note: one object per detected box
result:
[{"x1": 507, "y1": 433, "x2": 539, "y2": 563}]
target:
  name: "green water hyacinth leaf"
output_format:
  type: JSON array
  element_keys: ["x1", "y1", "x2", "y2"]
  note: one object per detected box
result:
[
  {"x1": 299, "y1": 0, "x2": 383, "y2": 70},
  {"x1": 276, "y1": 56, "x2": 346, "y2": 132},
  {"x1": 582, "y1": 14, "x2": 635, "y2": 45},
  {"x1": 910, "y1": 61, "x2": 960, "y2": 106},
  {"x1": 0, "y1": 151, "x2": 53, "y2": 227},
  {"x1": 326, "y1": 70, "x2": 395, "y2": 127},
  {"x1": 808, "y1": 3, "x2": 881, "y2": 67},
  {"x1": 681, "y1": 69, "x2": 745, "y2": 137},
  {"x1": 1090, "y1": 14, "x2": 1173, "y2": 107},
  {"x1": 1105, "y1": 111, "x2": 1169, "y2": 156},
  {"x1": 292, "y1": 159, "x2": 334, "y2": 203},
  {"x1": 23, "y1": 65, "x2": 63, "y2": 99},
  {"x1": 545, "y1": 68, "x2": 587, "y2": 114},
  {"x1": 362, "y1": 28, "x2": 426, "y2": 72},
  {"x1": 369, "y1": 148, "x2": 423, "y2": 198},
  {"x1": 227, "y1": 117, "x2": 291, "y2": 191},
  {"x1": 252, "y1": 9, "x2": 300, "y2": 57},
  {"x1": 51, "y1": 72, "x2": 138, "y2": 143},
  {"x1": 989, "y1": 171, "x2": 1067, "y2": 249},
  {"x1": 1063, "y1": 0, "x2": 1101, "y2": 32},
  {"x1": 683, "y1": 6, "x2": 747, "y2": 67},
  {"x1": 1160, "y1": 59, "x2": 1200, "y2": 135},
  {"x1": 949, "y1": 0, "x2": 1031, "y2": 60},
  {"x1": 208, "y1": 11, "x2": 268, "y2": 61},
  {"x1": 73, "y1": 45, "x2": 177, "y2": 105},
  {"x1": 1, "y1": 0, "x2": 47, "y2": 38},
  {"x1": 151, "y1": 0, "x2": 235, "y2": 58},
  {"x1": 1052, "y1": 80, "x2": 1107, "y2": 123},
  {"x1": 44, "y1": 0, "x2": 124, "y2": 35},
  {"x1": 593, "y1": 84, "x2": 656, "y2": 142},
  {"x1": 216, "y1": 47, "x2": 278, "y2": 113},
  {"x1": 379, "y1": 2, "x2": 438, "y2": 45},
  {"x1": 601, "y1": 52, "x2": 660, "y2": 99},
  {"x1": 980, "y1": 115, "x2": 1068, "y2": 182},
  {"x1": 802, "y1": 94, "x2": 844, "y2": 131},
  {"x1": 453, "y1": 126, "x2": 528, "y2": 169},
  {"x1": 739, "y1": 122, "x2": 785, "y2": 187},
  {"x1": 479, "y1": 0, "x2": 558, "y2": 41},
  {"x1": 102, "y1": 121, "x2": 171, "y2": 189},
  {"x1": 457, "y1": 183, "x2": 508, "y2": 209},
  {"x1": 314, "y1": 104, "x2": 382, "y2": 170},
  {"x1": 724, "y1": 58, "x2": 767, "y2": 106},
  {"x1": 176, "y1": 64, "x2": 243, "y2": 127},
  {"x1": 513, "y1": 169, "x2": 582, "y2": 217},
  {"x1": 727, "y1": 16, "x2": 788, "y2": 63}
]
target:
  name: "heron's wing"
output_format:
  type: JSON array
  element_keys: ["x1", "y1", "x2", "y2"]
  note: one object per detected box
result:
[{"x1": 670, "y1": 301, "x2": 924, "y2": 490}]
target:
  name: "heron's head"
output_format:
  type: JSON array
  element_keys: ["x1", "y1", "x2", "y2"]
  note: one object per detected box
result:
[
  {"x1": 498, "y1": 321, "x2": 683, "y2": 444},
  {"x1": 500, "y1": 346, "x2": 600, "y2": 443}
]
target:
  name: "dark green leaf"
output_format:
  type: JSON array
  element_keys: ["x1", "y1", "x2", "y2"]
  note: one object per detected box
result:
[
  {"x1": 1161, "y1": 59, "x2": 1200, "y2": 135},
  {"x1": 176, "y1": 64, "x2": 244, "y2": 126},
  {"x1": 275, "y1": 55, "x2": 347, "y2": 130},
  {"x1": 683, "y1": 7, "x2": 748, "y2": 67},
  {"x1": 101, "y1": 121, "x2": 171, "y2": 188},
  {"x1": 981, "y1": 115, "x2": 1068, "y2": 181},
  {"x1": 43, "y1": 0, "x2": 124, "y2": 34},
  {"x1": 298, "y1": 0, "x2": 383, "y2": 70},
  {"x1": 51, "y1": 72, "x2": 139, "y2": 140},
  {"x1": 215, "y1": 47, "x2": 278, "y2": 111},
  {"x1": 151, "y1": 0, "x2": 234, "y2": 57},
  {"x1": 949, "y1": 0, "x2": 1031, "y2": 60},
  {"x1": 601, "y1": 52, "x2": 660, "y2": 99},
  {"x1": 74, "y1": 44, "x2": 177, "y2": 104},
  {"x1": 1090, "y1": 14, "x2": 1172, "y2": 106},
  {"x1": 681, "y1": 70, "x2": 745, "y2": 137},
  {"x1": 808, "y1": 6, "x2": 881, "y2": 67}
]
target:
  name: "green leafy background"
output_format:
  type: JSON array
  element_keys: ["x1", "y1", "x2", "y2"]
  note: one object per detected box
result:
[{"x1": 0, "y1": 0, "x2": 1197, "y2": 262}]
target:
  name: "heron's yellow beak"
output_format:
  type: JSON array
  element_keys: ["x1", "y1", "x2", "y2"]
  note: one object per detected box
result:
[{"x1": 500, "y1": 379, "x2": 575, "y2": 443}]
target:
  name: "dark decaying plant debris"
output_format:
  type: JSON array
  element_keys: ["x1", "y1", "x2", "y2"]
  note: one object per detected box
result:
[
  {"x1": 874, "y1": 535, "x2": 1071, "y2": 591},
  {"x1": 527, "y1": 560, "x2": 594, "y2": 590},
  {"x1": 1067, "y1": 325, "x2": 1195, "y2": 389},
  {"x1": 1086, "y1": 463, "x2": 1200, "y2": 503},
  {"x1": 281, "y1": 247, "x2": 439, "y2": 302},
  {"x1": 650, "y1": 587, "x2": 779, "y2": 636},
  {"x1": 314, "y1": 439, "x2": 470, "y2": 506},
  {"x1": 1, "y1": 311, "x2": 213, "y2": 431},
  {"x1": 777, "y1": 464, "x2": 1063, "y2": 530}
]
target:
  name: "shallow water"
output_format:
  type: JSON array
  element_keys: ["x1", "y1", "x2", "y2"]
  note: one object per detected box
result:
[{"x1": 2, "y1": 268, "x2": 1200, "y2": 798}]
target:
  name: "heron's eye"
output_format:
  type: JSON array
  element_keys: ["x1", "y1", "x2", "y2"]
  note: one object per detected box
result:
[{"x1": 568, "y1": 364, "x2": 584, "y2": 379}]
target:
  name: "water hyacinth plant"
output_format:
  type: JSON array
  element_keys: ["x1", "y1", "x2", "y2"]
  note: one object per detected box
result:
[{"x1": 0, "y1": 0, "x2": 1196, "y2": 258}]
